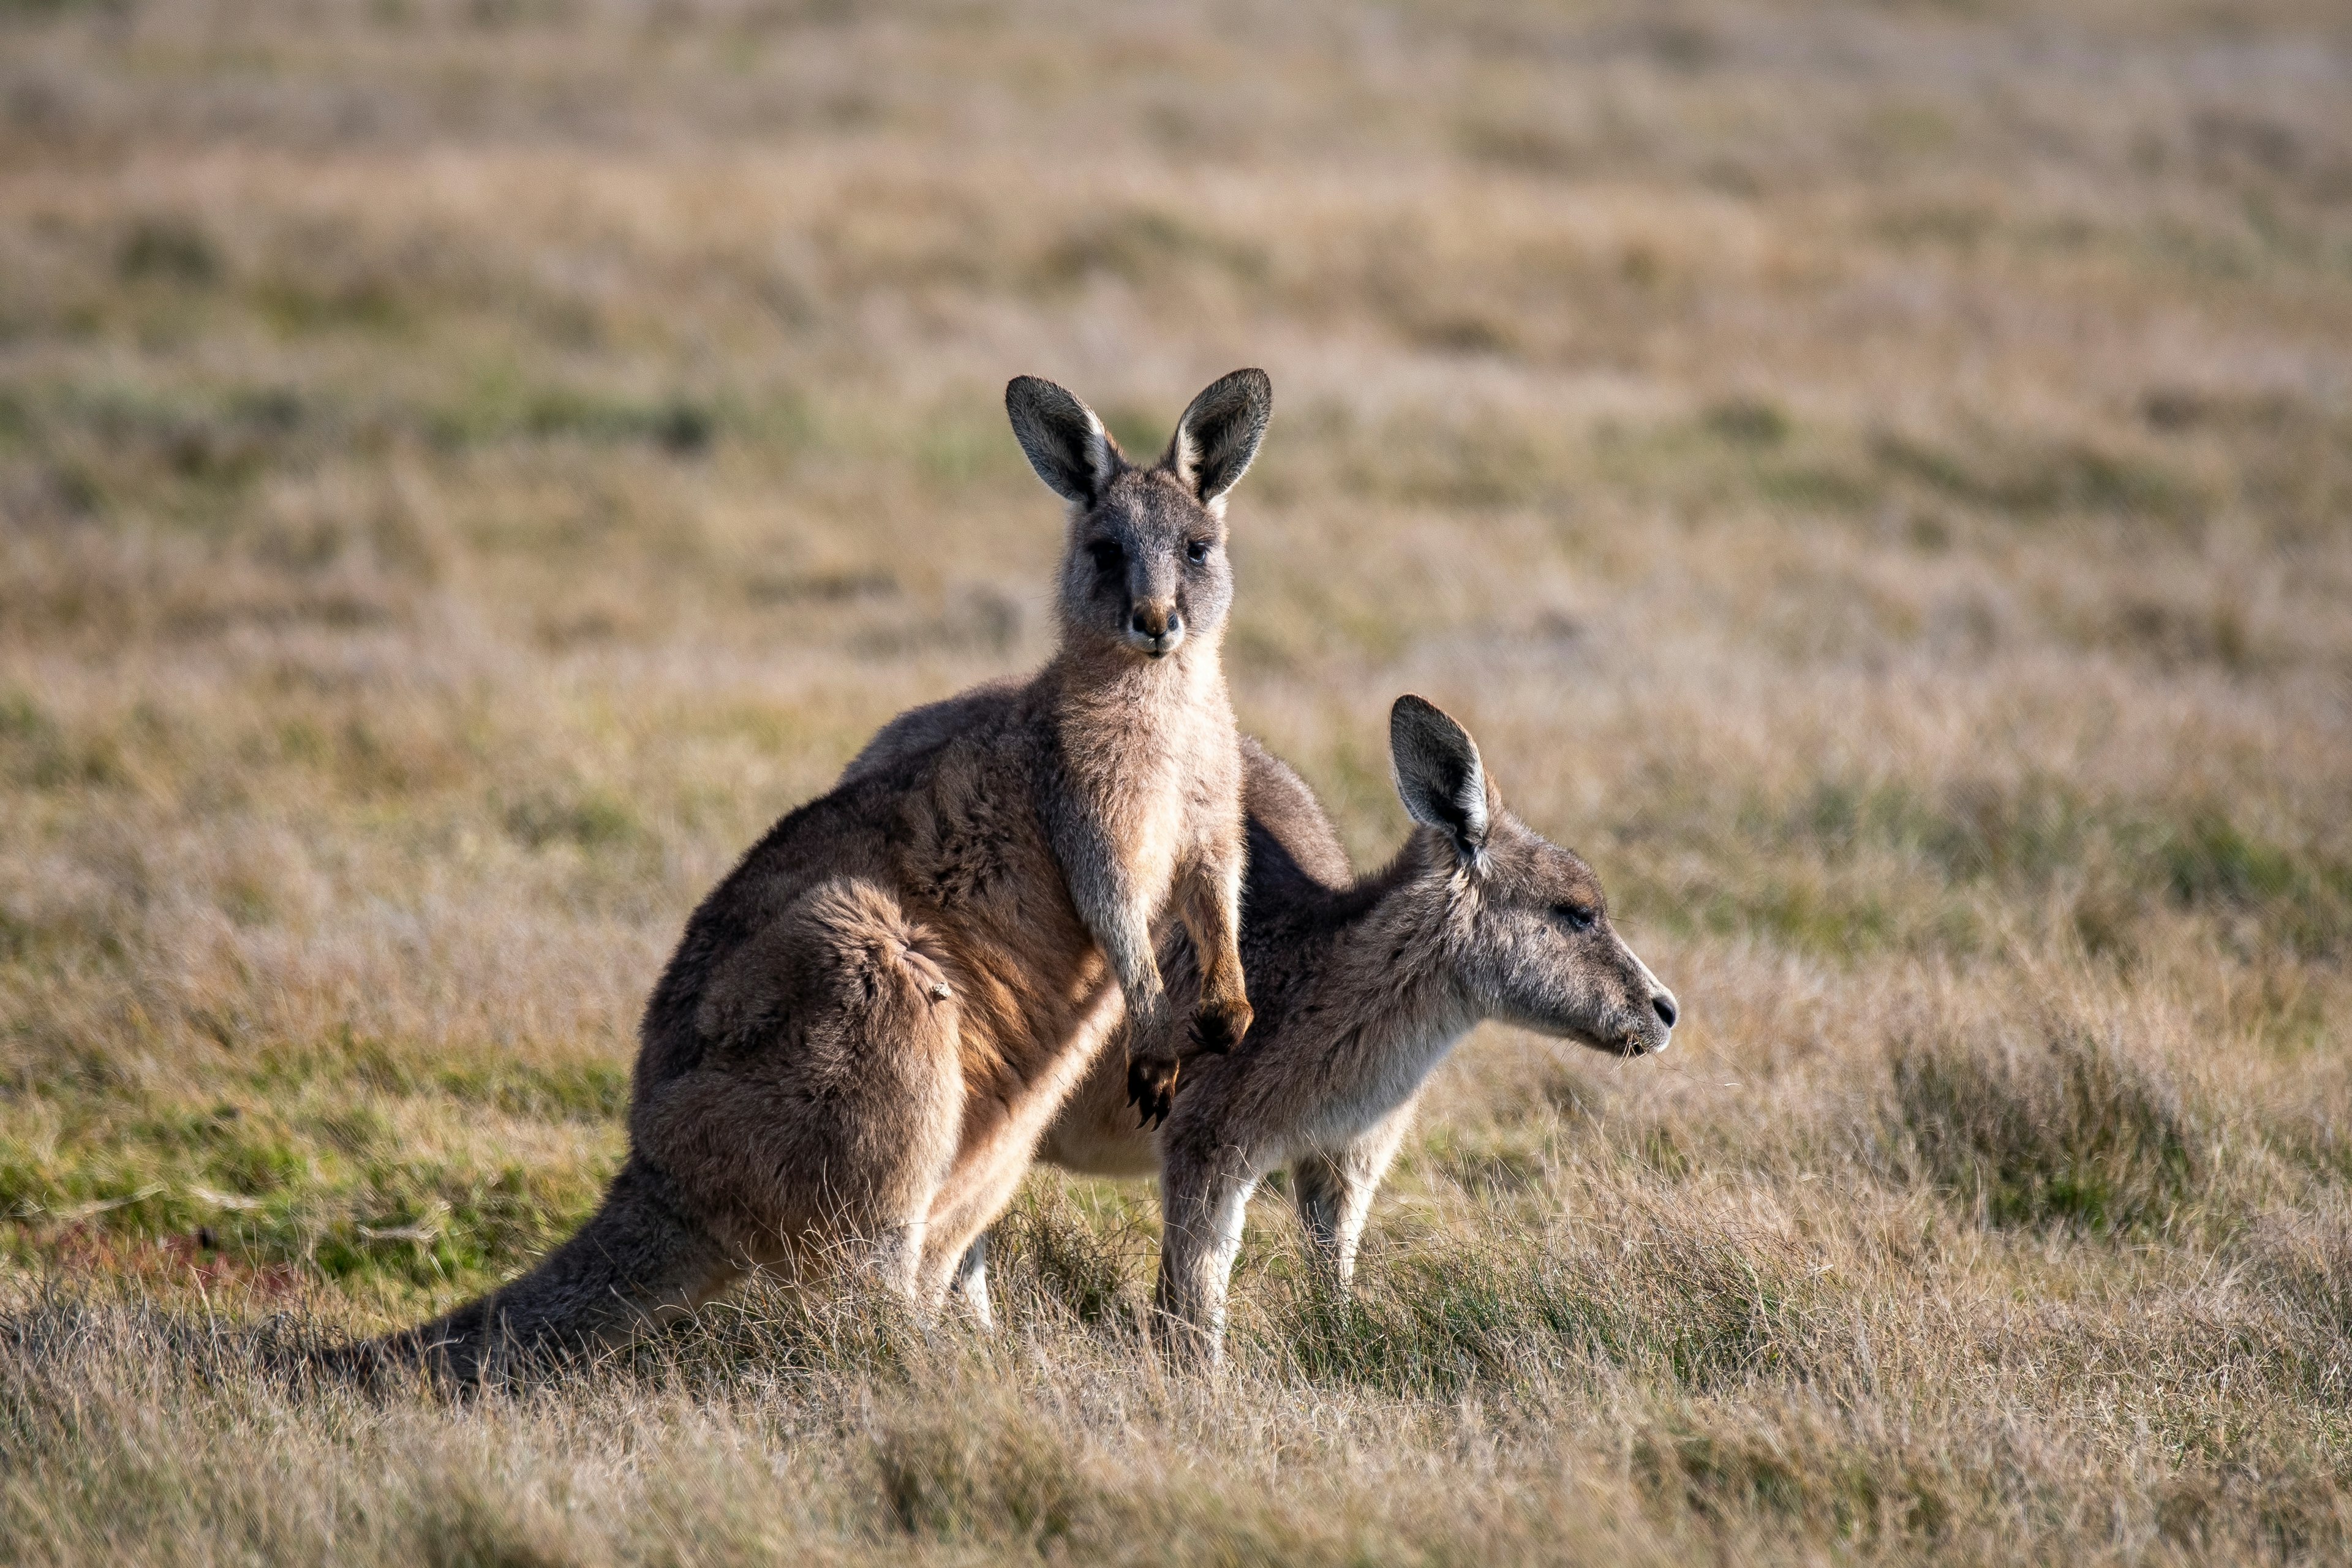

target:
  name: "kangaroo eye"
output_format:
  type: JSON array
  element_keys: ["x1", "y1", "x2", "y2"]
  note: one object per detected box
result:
[
  {"x1": 1186, "y1": 538, "x2": 1212, "y2": 565},
  {"x1": 1086, "y1": 540, "x2": 1124, "y2": 573},
  {"x1": 1555, "y1": 903, "x2": 1598, "y2": 932}
]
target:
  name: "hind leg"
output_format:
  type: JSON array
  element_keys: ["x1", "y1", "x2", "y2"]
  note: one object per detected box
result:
[
  {"x1": 1291, "y1": 1100, "x2": 1415, "y2": 1287},
  {"x1": 913, "y1": 978, "x2": 1127, "y2": 1311},
  {"x1": 948, "y1": 1234, "x2": 994, "y2": 1328},
  {"x1": 633, "y1": 880, "x2": 968, "y2": 1306}
]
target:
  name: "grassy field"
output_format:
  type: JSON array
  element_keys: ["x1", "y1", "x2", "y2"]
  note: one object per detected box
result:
[{"x1": 3, "y1": 0, "x2": 2351, "y2": 1560}]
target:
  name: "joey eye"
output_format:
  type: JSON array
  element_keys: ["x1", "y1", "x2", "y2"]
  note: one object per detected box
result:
[
  {"x1": 1555, "y1": 903, "x2": 1598, "y2": 932},
  {"x1": 1185, "y1": 538, "x2": 1213, "y2": 565},
  {"x1": 1086, "y1": 540, "x2": 1124, "y2": 573}
]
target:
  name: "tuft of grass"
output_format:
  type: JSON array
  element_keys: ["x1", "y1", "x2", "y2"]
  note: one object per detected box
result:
[
  {"x1": 982, "y1": 1183, "x2": 1150, "y2": 1327},
  {"x1": 871, "y1": 1405, "x2": 1085, "y2": 1547},
  {"x1": 116, "y1": 218, "x2": 222, "y2": 287},
  {"x1": 1703, "y1": 396, "x2": 1791, "y2": 447},
  {"x1": 1632, "y1": 1417, "x2": 1954, "y2": 1548},
  {"x1": 1869, "y1": 430, "x2": 2203, "y2": 527},
  {"x1": 6, "y1": 692, "x2": 157, "y2": 786},
  {"x1": 2160, "y1": 810, "x2": 2352, "y2": 957},
  {"x1": 1033, "y1": 208, "x2": 1270, "y2": 295},
  {"x1": 1892, "y1": 1017, "x2": 2202, "y2": 1234},
  {"x1": 1264, "y1": 1210, "x2": 1810, "y2": 1397},
  {"x1": 500, "y1": 786, "x2": 642, "y2": 851}
]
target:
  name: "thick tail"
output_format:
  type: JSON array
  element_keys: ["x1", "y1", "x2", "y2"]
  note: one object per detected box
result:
[{"x1": 339, "y1": 1156, "x2": 737, "y2": 1386}]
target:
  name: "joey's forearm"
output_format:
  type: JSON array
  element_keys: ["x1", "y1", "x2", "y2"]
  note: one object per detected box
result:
[
  {"x1": 1174, "y1": 853, "x2": 1253, "y2": 1052},
  {"x1": 1106, "y1": 935, "x2": 1170, "y2": 1041},
  {"x1": 1047, "y1": 807, "x2": 1174, "y2": 1044},
  {"x1": 1072, "y1": 865, "x2": 1171, "y2": 1034}
]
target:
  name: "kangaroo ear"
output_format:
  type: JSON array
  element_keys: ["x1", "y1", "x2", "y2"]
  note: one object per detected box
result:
[
  {"x1": 1391, "y1": 695, "x2": 1489, "y2": 861},
  {"x1": 1006, "y1": 375, "x2": 1119, "y2": 506},
  {"x1": 1163, "y1": 368, "x2": 1272, "y2": 510}
]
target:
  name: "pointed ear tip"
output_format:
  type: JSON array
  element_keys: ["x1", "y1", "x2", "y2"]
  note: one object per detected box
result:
[
  {"x1": 1390, "y1": 696, "x2": 1481, "y2": 767},
  {"x1": 1389, "y1": 693, "x2": 1446, "y2": 731},
  {"x1": 1194, "y1": 368, "x2": 1272, "y2": 412},
  {"x1": 1006, "y1": 374, "x2": 1075, "y2": 409}
]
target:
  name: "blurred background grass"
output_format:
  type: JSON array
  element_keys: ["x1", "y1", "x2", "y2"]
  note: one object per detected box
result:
[{"x1": 1, "y1": 1, "x2": 2349, "y2": 1561}]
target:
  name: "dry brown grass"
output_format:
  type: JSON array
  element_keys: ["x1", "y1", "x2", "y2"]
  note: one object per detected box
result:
[{"x1": 3, "y1": 0, "x2": 2350, "y2": 1561}]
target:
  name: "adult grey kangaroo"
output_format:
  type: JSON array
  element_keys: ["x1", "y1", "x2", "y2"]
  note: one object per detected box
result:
[
  {"x1": 950, "y1": 698, "x2": 1677, "y2": 1362},
  {"x1": 360, "y1": 370, "x2": 1272, "y2": 1380}
]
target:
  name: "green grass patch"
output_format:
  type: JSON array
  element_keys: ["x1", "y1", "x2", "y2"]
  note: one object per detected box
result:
[
  {"x1": 983, "y1": 1184, "x2": 1151, "y2": 1327},
  {"x1": 249, "y1": 276, "x2": 413, "y2": 338},
  {"x1": 1031, "y1": 206, "x2": 1269, "y2": 295},
  {"x1": 423, "y1": 368, "x2": 720, "y2": 454},
  {"x1": 0, "y1": 1101, "x2": 614, "y2": 1296},
  {"x1": 1713, "y1": 777, "x2": 2352, "y2": 960},
  {"x1": 1703, "y1": 396, "x2": 1791, "y2": 447},
  {"x1": 500, "y1": 785, "x2": 643, "y2": 851},
  {"x1": 249, "y1": 1032, "x2": 630, "y2": 1123},
  {"x1": 1893, "y1": 1020, "x2": 2202, "y2": 1234},
  {"x1": 1264, "y1": 1225, "x2": 1808, "y2": 1396},
  {"x1": 1634, "y1": 1417, "x2": 1954, "y2": 1547},
  {"x1": 429, "y1": 1059, "x2": 630, "y2": 1122},
  {"x1": 0, "y1": 690, "x2": 127, "y2": 791},
  {"x1": 1589, "y1": 409, "x2": 1888, "y2": 518},
  {"x1": 1870, "y1": 430, "x2": 2203, "y2": 527},
  {"x1": 116, "y1": 217, "x2": 222, "y2": 287}
]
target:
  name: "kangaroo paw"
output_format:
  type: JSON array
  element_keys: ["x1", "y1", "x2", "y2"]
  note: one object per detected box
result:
[
  {"x1": 1188, "y1": 996, "x2": 1253, "y2": 1057},
  {"x1": 1126, "y1": 1052, "x2": 1179, "y2": 1130}
]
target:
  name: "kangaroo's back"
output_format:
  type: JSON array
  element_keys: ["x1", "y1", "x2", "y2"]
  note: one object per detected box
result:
[
  {"x1": 636, "y1": 687, "x2": 1061, "y2": 1096},
  {"x1": 1235, "y1": 737, "x2": 1351, "y2": 895}
]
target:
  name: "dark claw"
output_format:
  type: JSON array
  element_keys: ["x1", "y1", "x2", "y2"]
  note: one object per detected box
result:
[{"x1": 1127, "y1": 1054, "x2": 1177, "y2": 1130}]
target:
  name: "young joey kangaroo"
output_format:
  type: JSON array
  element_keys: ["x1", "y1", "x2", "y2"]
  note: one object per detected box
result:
[
  {"x1": 956, "y1": 696, "x2": 1678, "y2": 1363},
  {"x1": 364, "y1": 371, "x2": 1271, "y2": 1379}
]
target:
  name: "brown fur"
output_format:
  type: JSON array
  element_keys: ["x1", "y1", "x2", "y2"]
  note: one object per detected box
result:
[
  {"x1": 357, "y1": 372, "x2": 1273, "y2": 1381},
  {"x1": 957, "y1": 698, "x2": 1676, "y2": 1362}
]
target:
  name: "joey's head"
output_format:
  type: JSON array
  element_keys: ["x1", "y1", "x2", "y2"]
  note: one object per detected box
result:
[
  {"x1": 1006, "y1": 369, "x2": 1272, "y2": 663},
  {"x1": 1390, "y1": 695, "x2": 1678, "y2": 1058}
]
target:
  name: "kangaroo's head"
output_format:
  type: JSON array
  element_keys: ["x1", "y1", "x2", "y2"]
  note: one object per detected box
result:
[
  {"x1": 1390, "y1": 695, "x2": 1678, "y2": 1057},
  {"x1": 1006, "y1": 369, "x2": 1272, "y2": 663}
]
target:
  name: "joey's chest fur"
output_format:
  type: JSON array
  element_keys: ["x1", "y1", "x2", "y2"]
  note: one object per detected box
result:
[
  {"x1": 886, "y1": 669, "x2": 1231, "y2": 925},
  {"x1": 1054, "y1": 656, "x2": 1239, "y2": 892}
]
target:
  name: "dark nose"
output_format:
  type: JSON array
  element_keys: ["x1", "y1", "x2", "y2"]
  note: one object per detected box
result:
[
  {"x1": 1130, "y1": 604, "x2": 1179, "y2": 638},
  {"x1": 1651, "y1": 992, "x2": 1678, "y2": 1029}
]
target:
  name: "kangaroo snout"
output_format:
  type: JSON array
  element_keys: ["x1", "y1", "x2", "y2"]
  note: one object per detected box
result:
[
  {"x1": 1127, "y1": 600, "x2": 1184, "y2": 657},
  {"x1": 1628, "y1": 985, "x2": 1677, "y2": 1054}
]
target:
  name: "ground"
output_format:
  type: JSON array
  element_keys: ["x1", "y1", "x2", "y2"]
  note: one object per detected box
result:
[{"x1": 2, "y1": 0, "x2": 2350, "y2": 1561}]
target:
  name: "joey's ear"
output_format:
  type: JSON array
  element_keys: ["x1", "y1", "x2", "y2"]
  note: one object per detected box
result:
[
  {"x1": 1390, "y1": 695, "x2": 1489, "y2": 861},
  {"x1": 1006, "y1": 375, "x2": 1119, "y2": 506},
  {"x1": 1163, "y1": 368, "x2": 1272, "y2": 510}
]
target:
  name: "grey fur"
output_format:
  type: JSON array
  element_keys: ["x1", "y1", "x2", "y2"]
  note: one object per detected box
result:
[
  {"x1": 1163, "y1": 368, "x2": 1273, "y2": 508},
  {"x1": 960, "y1": 698, "x2": 1677, "y2": 1362}
]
